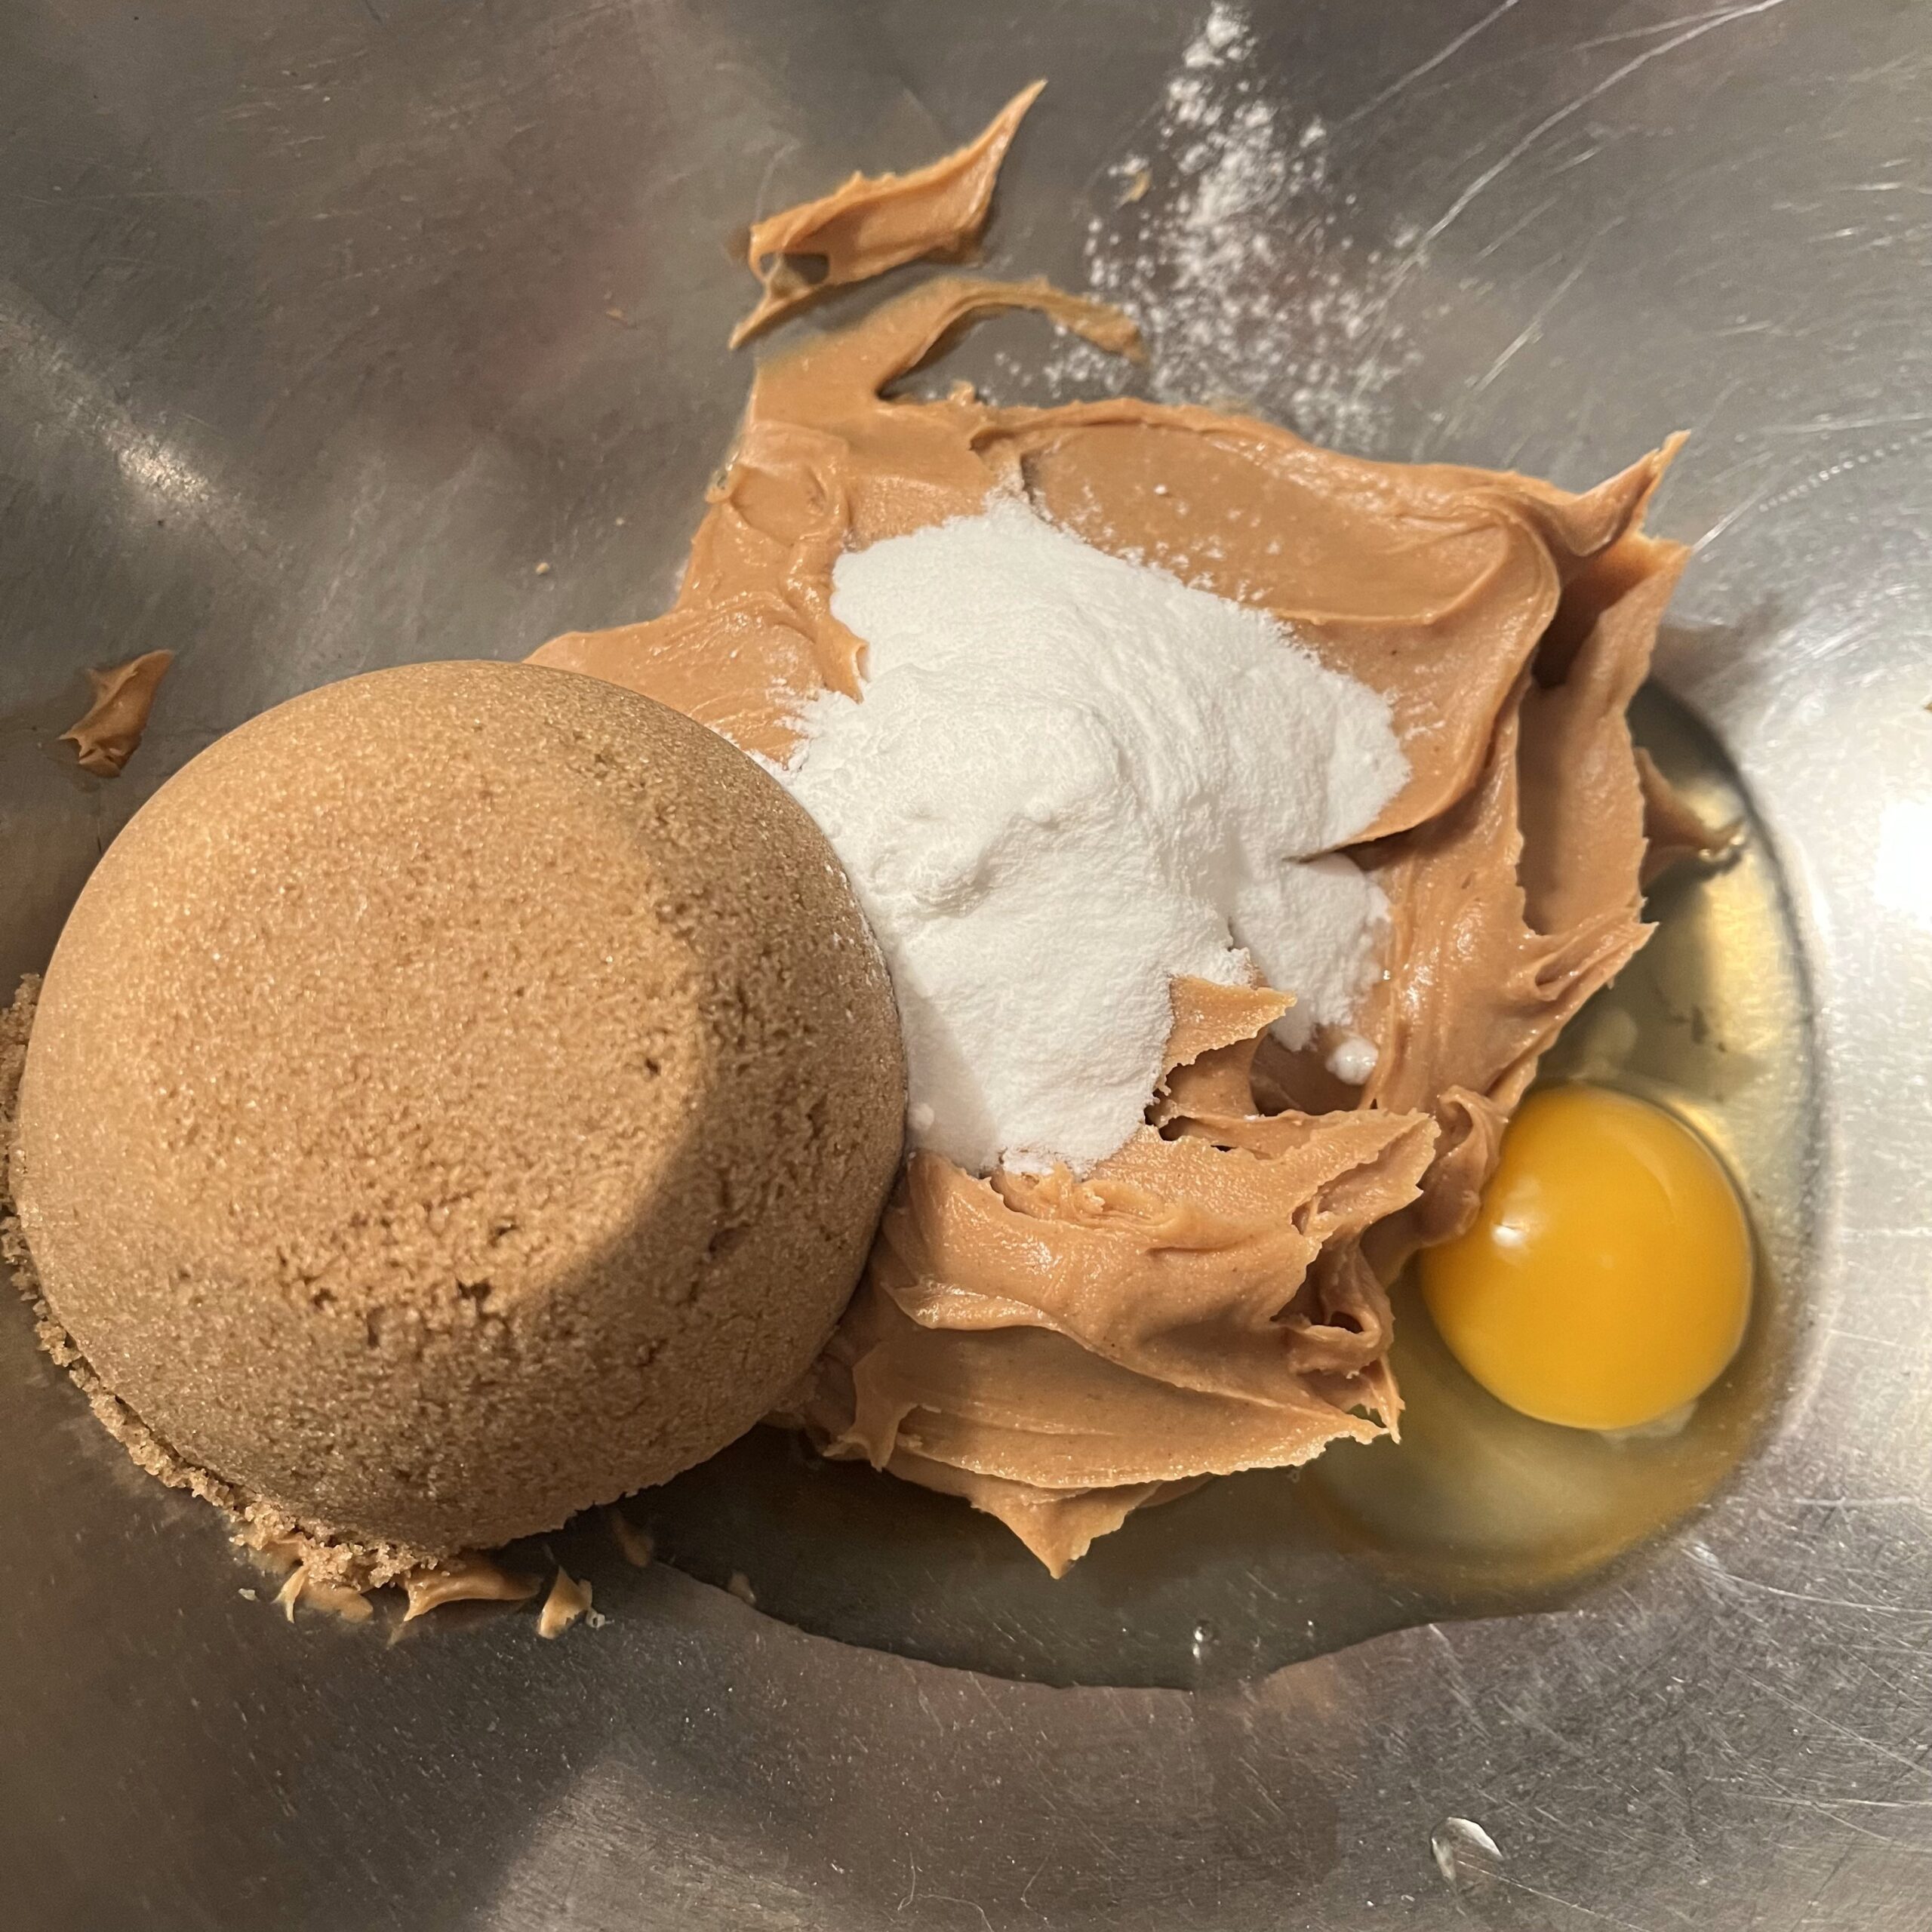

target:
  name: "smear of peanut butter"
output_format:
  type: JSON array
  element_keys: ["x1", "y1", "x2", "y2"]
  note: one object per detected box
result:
[
  {"x1": 607, "y1": 1506, "x2": 654, "y2": 1567},
  {"x1": 272, "y1": 1564, "x2": 307, "y2": 1621},
  {"x1": 301, "y1": 1572, "x2": 377, "y2": 1624},
  {"x1": 401, "y1": 1553, "x2": 541, "y2": 1621},
  {"x1": 265, "y1": 1556, "x2": 374, "y2": 1626},
  {"x1": 537, "y1": 1566, "x2": 592, "y2": 1638},
  {"x1": 730, "y1": 82, "x2": 1044, "y2": 348},
  {"x1": 534, "y1": 275, "x2": 1684, "y2": 1574},
  {"x1": 1637, "y1": 746, "x2": 1740, "y2": 886},
  {"x1": 60, "y1": 650, "x2": 173, "y2": 777}
]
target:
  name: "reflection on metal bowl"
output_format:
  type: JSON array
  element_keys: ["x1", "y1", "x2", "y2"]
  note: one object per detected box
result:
[{"x1": 3, "y1": 2, "x2": 1928, "y2": 1927}]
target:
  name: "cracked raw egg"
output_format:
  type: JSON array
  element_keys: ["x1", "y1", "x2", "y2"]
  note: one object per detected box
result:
[{"x1": 1418, "y1": 1084, "x2": 1752, "y2": 1432}]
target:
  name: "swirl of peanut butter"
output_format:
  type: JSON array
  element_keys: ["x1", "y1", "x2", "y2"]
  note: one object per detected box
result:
[
  {"x1": 731, "y1": 82, "x2": 1044, "y2": 347},
  {"x1": 532, "y1": 275, "x2": 1686, "y2": 1574}
]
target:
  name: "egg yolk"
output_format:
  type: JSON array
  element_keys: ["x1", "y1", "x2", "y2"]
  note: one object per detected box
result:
[{"x1": 1418, "y1": 1084, "x2": 1752, "y2": 1432}]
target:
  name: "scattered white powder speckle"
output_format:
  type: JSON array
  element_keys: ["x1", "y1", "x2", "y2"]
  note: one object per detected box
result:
[
  {"x1": 1014, "y1": 0, "x2": 1417, "y2": 448},
  {"x1": 776, "y1": 500, "x2": 1407, "y2": 1177}
]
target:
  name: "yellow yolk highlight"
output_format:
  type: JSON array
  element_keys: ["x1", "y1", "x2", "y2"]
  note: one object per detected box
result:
[{"x1": 1418, "y1": 1085, "x2": 1752, "y2": 1432}]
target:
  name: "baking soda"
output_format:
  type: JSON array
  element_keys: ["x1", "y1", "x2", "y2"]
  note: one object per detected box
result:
[{"x1": 774, "y1": 500, "x2": 1406, "y2": 1177}]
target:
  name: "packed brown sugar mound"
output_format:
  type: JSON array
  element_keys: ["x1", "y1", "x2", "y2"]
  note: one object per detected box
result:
[
  {"x1": 8, "y1": 660, "x2": 903, "y2": 1585},
  {"x1": 537, "y1": 276, "x2": 1690, "y2": 1574}
]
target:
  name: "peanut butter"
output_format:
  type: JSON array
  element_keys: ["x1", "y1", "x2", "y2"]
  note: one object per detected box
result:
[
  {"x1": 534, "y1": 275, "x2": 1684, "y2": 1573},
  {"x1": 731, "y1": 82, "x2": 1044, "y2": 347}
]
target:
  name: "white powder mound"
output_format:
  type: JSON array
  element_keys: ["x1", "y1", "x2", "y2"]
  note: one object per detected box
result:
[{"x1": 775, "y1": 501, "x2": 1407, "y2": 1177}]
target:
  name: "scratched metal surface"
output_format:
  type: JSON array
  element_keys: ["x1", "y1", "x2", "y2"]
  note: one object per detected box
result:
[{"x1": 3, "y1": 0, "x2": 1930, "y2": 1926}]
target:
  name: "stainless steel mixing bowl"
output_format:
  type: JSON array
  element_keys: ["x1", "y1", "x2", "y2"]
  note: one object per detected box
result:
[{"x1": 5, "y1": 2, "x2": 1929, "y2": 1925}]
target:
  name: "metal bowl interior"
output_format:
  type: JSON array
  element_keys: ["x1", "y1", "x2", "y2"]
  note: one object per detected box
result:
[{"x1": 4, "y1": 2, "x2": 1929, "y2": 1927}]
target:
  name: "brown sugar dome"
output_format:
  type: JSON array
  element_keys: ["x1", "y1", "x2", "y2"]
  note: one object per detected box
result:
[{"x1": 10, "y1": 660, "x2": 905, "y2": 1558}]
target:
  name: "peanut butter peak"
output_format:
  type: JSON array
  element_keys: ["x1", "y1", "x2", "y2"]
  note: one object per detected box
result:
[{"x1": 730, "y1": 81, "x2": 1044, "y2": 348}]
